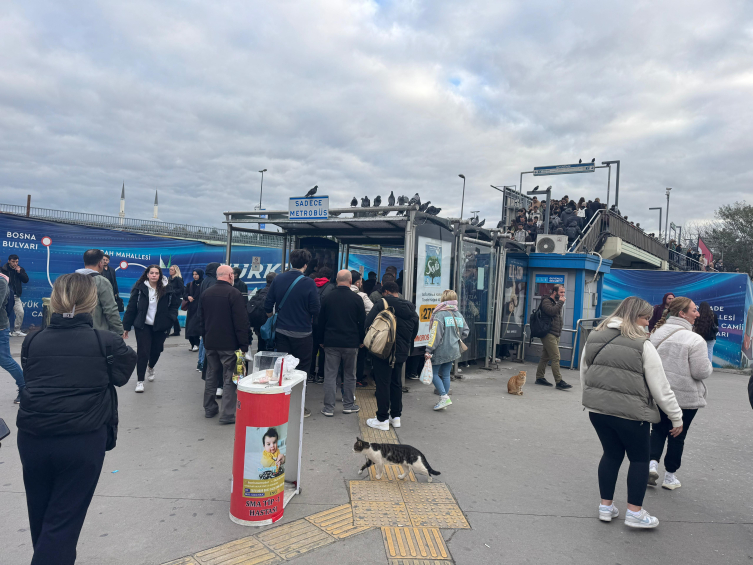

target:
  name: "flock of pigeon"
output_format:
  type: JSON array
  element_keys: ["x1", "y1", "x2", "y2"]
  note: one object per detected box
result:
[{"x1": 301, "y1": 186, "x2": 490, "y2": 225}]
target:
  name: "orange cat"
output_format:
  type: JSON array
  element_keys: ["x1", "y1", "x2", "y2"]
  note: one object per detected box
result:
[{"x1": 507, "y1": 371, "x2": 526, "y2": 395}]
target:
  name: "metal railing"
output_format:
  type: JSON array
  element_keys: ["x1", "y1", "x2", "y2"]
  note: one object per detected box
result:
[
  {"x1": 569, "y1": 318, "x2": 605, "y2": 369},
  {"x1": 571, "y1": 209, "x2": 669, "y2": 262},
  {"x1": 668, "y1": 249, "x2": 704, "y2": 271},
  {"x1": 513, "y1": 324, "x2": 579, "y2": 369},
  {"x1": 0, "y1": 203, "x2": 284, "y2": 247}
]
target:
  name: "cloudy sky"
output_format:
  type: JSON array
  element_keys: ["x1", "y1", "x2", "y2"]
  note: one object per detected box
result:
[{"x1": 1, "y1": 0, "x2": 751, "y2": 236}]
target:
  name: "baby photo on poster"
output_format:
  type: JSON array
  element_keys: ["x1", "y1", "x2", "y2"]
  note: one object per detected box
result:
[{"x1": 244, "y1": 424, "x2": 287, "y2": 481}]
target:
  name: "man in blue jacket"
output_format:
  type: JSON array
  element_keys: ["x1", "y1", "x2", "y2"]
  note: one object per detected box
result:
[{"x1": 265, "y1": 249, "x2": 320, "y2": 417}]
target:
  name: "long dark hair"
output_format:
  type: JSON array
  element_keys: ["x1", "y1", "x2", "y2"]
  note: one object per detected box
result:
[
  {"x1": 134, "y1": 264, "x2": 166, "y2": 298},
  {"x1": 694, "y1": 301, "x2": 716, "y2": 338}
]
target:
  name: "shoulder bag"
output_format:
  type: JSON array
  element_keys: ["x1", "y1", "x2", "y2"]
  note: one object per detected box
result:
[{"x1": 260, "y1": 274, "x2": 304, "y2": 343}]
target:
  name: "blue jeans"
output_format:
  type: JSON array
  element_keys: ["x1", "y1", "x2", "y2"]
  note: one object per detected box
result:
[
  {"x1": 707, "y1": 340, "x2": 715, "y2": 363},
  {"x1": 0, "y1": 327, "x2": 25, "y2": 391},
  {"x1": 198, "y1": 337, "x2": 205, "y2": 365},
  {"x1": 432, "y1": 361, "x2": 452, "y2": 396}
]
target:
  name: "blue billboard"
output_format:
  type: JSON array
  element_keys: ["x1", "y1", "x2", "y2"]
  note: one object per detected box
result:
[
  {"x1": 603, "y1": 270, "x2": 753, "y2": 369},
  {"x1": 1, "y1": 215, "x2": 401, "y2": 329}
]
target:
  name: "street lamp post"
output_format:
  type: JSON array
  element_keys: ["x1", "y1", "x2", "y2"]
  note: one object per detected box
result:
[
  {"x1": 649, "y1": 207, "x2": 662, "y2": 239},
  {"x1": 258, "y1": 169, "x2": 267, "y2": 210},
  {"x1": 665, "y1": 188, "x2": 672, "y2": 243},
  {"x1": 458, "y1": 174, "x2": 466, "y2": 221}
]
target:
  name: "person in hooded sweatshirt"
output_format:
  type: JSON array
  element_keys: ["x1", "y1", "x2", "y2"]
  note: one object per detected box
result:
[
  {"x1": 184, "y1": 269, "x2": 204, "y2": 351},
  {"x1": 310, "y1": 267, "x2": 335, "y2": 383},
  {"x1": 648, "y1": 293, "x2": 675, "y2": 332},
  {"x1": 123, "y1": 265, "x2": 178, "y2": 393},
  {"x1": 197, "y1": 262, "x2": 220, "y2": 387}
]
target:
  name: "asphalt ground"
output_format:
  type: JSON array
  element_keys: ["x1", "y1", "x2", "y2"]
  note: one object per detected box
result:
[{"x1": 1, "y1": 334, "x2": 752, "y2": 564}]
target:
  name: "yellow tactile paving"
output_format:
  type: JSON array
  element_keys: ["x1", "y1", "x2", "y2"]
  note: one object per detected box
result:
[
  {"x1": 255, "y1": 518, "x2": 335, "y2": 560},
  {"x1": 399, "y1": 482, "x2": 457, "y2": 505},
  {"x1": 355, "y1": 389, "x2": 400, "y2": 443},
  {"x1": 305, "y1": 504, "x2": 372, "y2": 539},
  {"x1": 194, "y1": 536, "x2": 281, "y2": 565},
  {"x1": 368, "y1": 463, "x2": 417, "y2": 482},
  {"x1": 161, "y1": 557, "x2": 201, "y2": 565},
  {"x1": 387, "y1": 559, "x2": 452, "y2": 565},
  {"x1": 406, "y1": 503, "x2": 471, "y2": 529},
  {"x1": 352, "y1": 500, "x2": 411, "y2": 527},
  {"x1": 350, "y1": 480, "x2": 403, "y2": 502},
  {"x1": 381, "y1": 527, "x2": 450, "y2": 560}
]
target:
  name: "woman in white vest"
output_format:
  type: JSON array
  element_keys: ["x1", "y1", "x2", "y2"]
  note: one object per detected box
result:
[
  {"x1": 581, "y1": 296, "x2": 683, "y2": 529},
  {"x1": 649, "y1": 296, "x2": 713, "y2": 490}
]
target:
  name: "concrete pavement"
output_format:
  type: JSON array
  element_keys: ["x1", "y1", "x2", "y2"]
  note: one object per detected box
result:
[{"x1": 1, "y1": 334, "x2": 752, "y2": 564}]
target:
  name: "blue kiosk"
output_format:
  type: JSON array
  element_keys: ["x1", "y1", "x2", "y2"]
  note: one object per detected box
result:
[{"x1": 500, "y1": 252, "x2": 612, "y2": 369}]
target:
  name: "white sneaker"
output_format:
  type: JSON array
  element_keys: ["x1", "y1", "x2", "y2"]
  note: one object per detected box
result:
[
  {"x1": 624, "y1": 508, "x2": 659, "y2": 528},
  {"x1": 193, "y1": 345, "x2": 199, "y2": 352},
  {"x1": 648, "y1": 460, "x2": 660, "y2": 486},
  {"x1": 599, "y1": 504, "x2": 619, "y2": 522},
  {"x1": 12, "y1": 330, "x2": 27, "y2": 337},
  {"x1": 389, "y1": 417, "x2": 401, "y2": 428},
  {"x1": 366, "y1": 417, "x2": 389, "y2": 431},
  {"x1": 135, "y1": 381, "x2": 144, "y2": 393},
  {"x1": 147, "y1": 367, "x2": 155, "y2": 382},
  {"x1": 433, "y1": 396, "x2": 452, "y2": 410},
  {"x1": 662, "y1": 472, "x2": 681, "y2": 490},
  {"x1": 216, "y1": 388, "x2": 223, "y2": 397}
]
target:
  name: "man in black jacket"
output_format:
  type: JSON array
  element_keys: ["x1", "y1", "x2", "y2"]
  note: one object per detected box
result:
[
  {"x1": 197, "y1": 262, "x2": 220, "y2": 383},
  {"x1": 2, "y1": 254, "x2": 29, "y2": 336},
  {"x1": 248, "y1": 272, "x2": 276, "y2": 351},
  {"x1": 200, "y1": 265, "x2": 249, "y2": 424},
  {"x1": 365, "y1": 282, "x2": 419, "y2": 431},
  {"x1": 101, "y1": 254, "x2": 121, "y2": 309},
  {"x1": 317, "y1": 270, "x2": 365, "y2": 417},
  {"x1": 535, "y1": 284, "x2": 572, "y2": 390}
]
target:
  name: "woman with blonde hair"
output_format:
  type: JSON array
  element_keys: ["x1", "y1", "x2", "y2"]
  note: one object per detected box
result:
[
  {"x1": 648, "y1": 296, "x2": 712, "y2": 491},
  {"x1": 424, "y1": 289, "x2": 469, "y2": 411},
  {"x1": 580, "y1": 296, "x2": 683, "y2": 528},
  {"x1": 168, "y1": 265, "x2": 184, "y2": 336},
  {"x1": 17, "y1": 273, "x2": 136, "y2": 564}
]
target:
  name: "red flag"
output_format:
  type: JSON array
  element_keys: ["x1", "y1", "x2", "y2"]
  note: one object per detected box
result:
[{"x1": 698, "y1": 237, "x2": 713, "y2": 265}]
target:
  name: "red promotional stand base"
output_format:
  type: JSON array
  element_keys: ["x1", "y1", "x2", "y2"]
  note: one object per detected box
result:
[{"x1": 229, "y1": 369, "x2": 307, "y2": 526}]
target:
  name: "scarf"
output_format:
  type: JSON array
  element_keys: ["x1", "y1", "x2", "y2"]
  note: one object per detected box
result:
[
  {"x1": 314, "y1": 277, "x2": 330, "y2": 288},
  {"x1": 430, "y1": 300, "x2": 458, "y2": 325}
]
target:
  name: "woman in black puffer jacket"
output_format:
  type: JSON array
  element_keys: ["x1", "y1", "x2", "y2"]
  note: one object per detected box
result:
[
  {"x1": 123, "y1": 265, "x2": 178, "y2": 393},
  {"x1": 17, "y1": 273, "x2": 136, "y2": 565}
]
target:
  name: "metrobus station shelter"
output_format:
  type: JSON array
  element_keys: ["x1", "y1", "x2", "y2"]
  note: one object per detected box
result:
[{"x1": 223, "y1": 203, "x2": 615, "y2": 373}]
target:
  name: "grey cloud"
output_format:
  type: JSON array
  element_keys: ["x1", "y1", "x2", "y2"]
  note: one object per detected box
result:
[{"x1": 0, "y1": 0, "x2": 751, "y2": 237}]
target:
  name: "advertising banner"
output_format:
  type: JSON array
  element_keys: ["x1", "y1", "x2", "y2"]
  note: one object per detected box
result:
[
  {"x1": 1, "y1": 215, "x2": 285, "y2": 329},
  {"x1": 501, "y1": 256, "x2": 528, "y2": 340},
  {"x1": 602, "y1": 270, "x2": 751, "y2": 368},
  {"x1": 414, "y1": 236, "x2": 453, "y2": 346}
]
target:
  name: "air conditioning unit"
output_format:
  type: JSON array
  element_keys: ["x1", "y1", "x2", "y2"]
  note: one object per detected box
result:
[{"x1": 536, "y1": 234, "x2": 569, "y2": 254}]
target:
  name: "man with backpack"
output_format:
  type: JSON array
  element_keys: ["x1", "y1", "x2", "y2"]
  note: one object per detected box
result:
[
  {"x1": 74, "y1": 249, "x2": 124, "y2": 337},
  {"x1": 264, "y1": 249, "x2": 320, "y2": 417},
  {"x1": 247, "y1": 272, "x2": 276, "y2": 351},
  {"x1": 363, "y1": 281, "x2": 419, "y2": 431},
  {"x1": 534, "y1": 284, "x2": 572, "y2": 390}
]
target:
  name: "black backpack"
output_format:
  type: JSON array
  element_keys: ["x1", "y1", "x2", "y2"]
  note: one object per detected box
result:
[{"x1": 529, "y1": 302, "x2": 552, "y2": 341}]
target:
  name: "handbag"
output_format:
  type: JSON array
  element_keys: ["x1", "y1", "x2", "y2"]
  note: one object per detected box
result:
[
  {"x1": 260, "y1": 274, "x2": 304, "y2": 343},
  {"x1": 180, "y1": 299, "x2": 190, "y2": 311},
  {"x1": 451, "y1": 313, "x2": 468, "y2": 353}
]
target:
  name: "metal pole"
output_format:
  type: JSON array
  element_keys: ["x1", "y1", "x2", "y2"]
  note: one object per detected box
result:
[
  {"x1": 26, "y1": 194, "x2": 31, "y2": 217},
  {"x1": 543, "y1": 187, "x2": 552, "y2": 235},
  {"x1": 614, "y1": 161, "x2": 621, "y2": 209},
  {"x1": 605, "y1": 165, "x2": 611, "y2": 209},
  {"x1": 259, "y1": 170, "x2": 265, "y2": 210},
  {"x1": 377, "y1": 247, "x2": 382, "y2": 280},
  {"x1": 281, "y1": 233, "x2": 288, "y2": 272},
  {"x1": 519, "y1": 171, "x2": 523, "y2": 209},
  {"x1": 224, "y1": 221, "x2": 233, "y2": 264},
  {"x1": 459, "y1": 175, "x2": 466, "y2": 221},
  {"x1": 649, "y1": 207, "x2": 662, "y2": 237},
  {"x1": 665, "y1": 188, "x2": 672, "y2": 243}
]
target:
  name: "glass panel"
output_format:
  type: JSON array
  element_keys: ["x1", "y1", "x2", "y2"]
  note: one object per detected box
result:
[{"x1": 458, "y1": 241, "x2": 496, "y2": 363}]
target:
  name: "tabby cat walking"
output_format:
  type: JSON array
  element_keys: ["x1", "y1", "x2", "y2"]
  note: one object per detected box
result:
[{"x1": 353, "y1": 438, "x2": 440, "y2": 482}]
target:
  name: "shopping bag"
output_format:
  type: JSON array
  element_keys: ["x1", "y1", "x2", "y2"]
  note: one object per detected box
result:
[{"x1": 419, "y1": 358, "x2": 433, "y2": 385}]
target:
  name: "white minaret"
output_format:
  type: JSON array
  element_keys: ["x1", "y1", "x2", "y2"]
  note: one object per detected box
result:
[
  {"x1": 153, "y1": 190, "x2": 159, "y2": 220},
  {"x1": 119, "y1": 182, "x2": 125, "y2": 225}
]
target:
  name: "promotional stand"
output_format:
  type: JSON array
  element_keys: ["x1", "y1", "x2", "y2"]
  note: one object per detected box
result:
[{"x1": 229, "y1": 369, "x2": 307, "y2": 526}]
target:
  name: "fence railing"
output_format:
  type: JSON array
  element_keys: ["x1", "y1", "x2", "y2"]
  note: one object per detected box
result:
[
  {"x1": 0, "y1": 203, "x2": 284, "y2": 248},
  {"x1": 571, "y1": 209, "x2": 669, "y2": 262},
  {"x1": 668, "y1": 249, "x2": 704, "y2": 271}
]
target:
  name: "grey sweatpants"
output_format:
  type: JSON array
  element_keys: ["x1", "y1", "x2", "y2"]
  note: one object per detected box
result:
[
  {"x1": 323, "y1": 347, "x2": 357, "y2": 413},
  {"x1": 204, "y1": 349, "x2": 238, "y2": 423}
]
